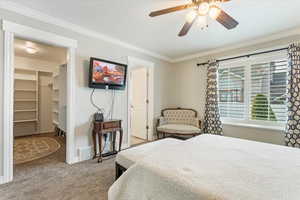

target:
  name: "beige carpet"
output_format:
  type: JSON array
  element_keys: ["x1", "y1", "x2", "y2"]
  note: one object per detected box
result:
[
  {"x1": 14, "y1": 136, "x2": 61, "y2": 165},
  {"x1": 0, "y1": 135, "x2": 115, "y2": 200}
]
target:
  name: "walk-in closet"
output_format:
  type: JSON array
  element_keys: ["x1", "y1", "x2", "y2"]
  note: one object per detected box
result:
[
  {"x1": 13, "y1": 37, "x2": 67, "y2": 167},
  {"x1": 13, "y1": 57, "x2": 67, "y2": 137}
]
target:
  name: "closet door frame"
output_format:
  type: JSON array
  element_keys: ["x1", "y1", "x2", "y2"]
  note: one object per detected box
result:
[{"x1": 1, "y1": 20, "x2": 78, "y2": 184}]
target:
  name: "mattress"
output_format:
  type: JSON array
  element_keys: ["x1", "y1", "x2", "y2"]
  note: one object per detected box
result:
[
  {"x1": 116, "y1": 138, "x2": 183, "y2": 169},
  {"x1": 109, "y1": 134, "x2": 300, "y2": 200}
]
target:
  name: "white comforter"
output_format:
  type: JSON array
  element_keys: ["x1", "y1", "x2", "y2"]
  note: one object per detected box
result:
[{"x1": 108, "y1": 135, "x2": 300, "y2": 200}]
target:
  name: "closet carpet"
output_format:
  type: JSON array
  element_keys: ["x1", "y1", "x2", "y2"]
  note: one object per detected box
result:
[
  {"x1": 0, "y1": 134, "x2": 115, "y2": 200},
  {"x1": 14, "y1": 136, "x2": 61, "y2": 164}
]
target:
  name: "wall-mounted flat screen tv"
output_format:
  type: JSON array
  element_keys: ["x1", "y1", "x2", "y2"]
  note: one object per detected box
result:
[{"x1": 89, "y1": 57, "x2": 127, "y2": 90}]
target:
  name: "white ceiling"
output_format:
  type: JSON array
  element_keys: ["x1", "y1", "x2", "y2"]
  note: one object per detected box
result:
[
  {"x1": 14, "y1": 37, "x2": 67, "y2": 63},
  {"x1": 5, "y1": 0, "x2": 300, "y2": 60}
]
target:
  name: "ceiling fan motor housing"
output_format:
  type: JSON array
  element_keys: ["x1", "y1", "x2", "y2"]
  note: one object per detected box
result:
[{"x1": 192, "y1": 0, "x2": 231, "y2": 5}]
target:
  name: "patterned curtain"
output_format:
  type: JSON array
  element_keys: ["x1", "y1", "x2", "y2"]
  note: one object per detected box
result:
[
  {"x1": 285, "y1": 44, "x2": 300, "y2": 148},
  {"x1": 203, "y1": 61, "x2": 223, "y2": 135}
]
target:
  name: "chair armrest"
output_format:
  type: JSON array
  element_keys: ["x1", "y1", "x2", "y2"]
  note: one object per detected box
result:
[
  {"x1": 156, "y1": 118, "x2": 160, "y2": 128},
  {"x1": 156, "y1": 117, "x2": 167, "y2": 127},
  {"x1": 198, "y1": 119, "x2": 202, "y2": 129},
  {"x1": 190, "y1": 118, "x2": 202, "y2": 129}
]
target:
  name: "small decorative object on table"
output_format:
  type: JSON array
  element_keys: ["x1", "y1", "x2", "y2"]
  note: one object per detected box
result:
[{"x1": 92, "y1": 119, "x2": 123, "y2": 163}]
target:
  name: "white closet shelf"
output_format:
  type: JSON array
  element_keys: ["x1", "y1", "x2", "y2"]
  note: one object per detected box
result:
[
  {"x1": 14, "y1": 119, "x2": 37, "y2": 123},
  {"x1": 14, "y1": 109, "x2": 37, "y2": 113},
  {"x1": 16, "y1": 68, "x2": 54, "y2": 73},
  {"x1": 15, "y1": 78, "x2": 37, "y2": 81},
  {"x1": 53, "y1": 120, "x2": 59, "y2": 125},
  {"x1": 14, "y1": 89, "x2": 37, "y2": 92},
  {"x1": 15, "y1": 68, "x2": 36, "y2": 72},
  {"x1": 14, "y1": 99, "x2": 37, "y2": 102},
  {"x1": 53, "y1": 88, "x2": 59, "y2": 91},
  {"x1": 15, "y1": 73, "x2": 37, "y2": 81}
]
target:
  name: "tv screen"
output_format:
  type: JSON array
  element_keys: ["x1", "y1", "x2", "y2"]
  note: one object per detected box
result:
[{"x1": 89, "y1": 57, "x2": 127, "y2": 90}]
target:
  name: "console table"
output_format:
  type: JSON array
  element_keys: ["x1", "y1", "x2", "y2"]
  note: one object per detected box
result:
[{"x1": 92, "y1": 119, "x2": 123, "y2": 163}]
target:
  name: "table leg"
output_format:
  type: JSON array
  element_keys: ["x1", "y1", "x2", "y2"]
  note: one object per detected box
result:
[
  {"x1": 112, "y1": 131, "x2": 116, "y2": 152},
  {"x1": 92, "y1": 131, "x2": 97, "y2": 159},
  {"x1": 98, "y1": 132, "x2": 102, "y2": 163},
  {"x1": 119, "y1": 129, "x2": 123, "y2": 152}
]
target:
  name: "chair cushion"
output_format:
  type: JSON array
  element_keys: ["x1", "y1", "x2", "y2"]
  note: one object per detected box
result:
[
  {"x1": 157, "y1": 124, "x2": 201, "y2": 134},
  {"x1": 116, "y1": 138, "x2": 182, "y2": 169}
]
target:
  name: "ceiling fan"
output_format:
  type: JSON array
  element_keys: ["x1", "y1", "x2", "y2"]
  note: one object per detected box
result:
[{"x1": 149, "y1": 0, "x2": 239, "y2": 37}]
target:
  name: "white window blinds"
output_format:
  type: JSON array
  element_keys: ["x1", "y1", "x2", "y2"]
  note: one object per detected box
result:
[
  {"x1": 218, "y1": 66, "x2": 245, "y2": 119},
  {"x1": 250, "y1": 59, "x2": 288, "y2": 123},
  {"x1": 217, "y1": 53, "x2": 288, "y2": 125}
]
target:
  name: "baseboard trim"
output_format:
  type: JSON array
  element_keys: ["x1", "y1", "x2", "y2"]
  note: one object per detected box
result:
[
  {"x1": 14, "y1": 130, "x2": 55, "y2": 137},
  {"x1": 0, "y1": 175, "x2": 11, "y2": 185},
  {"x1": 122, "y1": 143, "x2": 129, "y2": 150},
  {"x1": 71, "y1": 156, "x2": 80, "y2": 164},
  {"x1": 38, "y1": 130, "x2": 55, "y2": 134},
  {"x1": 76, "y1": 143, "x2": 129, "y2": 163},
  {"x1": 78, "y1": 146, "x2": 93, "y2": 162}
]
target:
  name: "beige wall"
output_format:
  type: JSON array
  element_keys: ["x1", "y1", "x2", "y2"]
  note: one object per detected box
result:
[
  {"x1": 173, "y1": 36, "x2": 300, "y2": 146},
  {"x1": 224, "y1": 125, "x2": 285, "y2": 145},
  {"x1": 0, "y1": 29, "x2": 3, "y2": 175},
  {"x1": 0, "y1": 9, "x2": 175, "y2": 176},
  {"x1": 15, "y1": 56, "x2": 61, "y2": 73}
]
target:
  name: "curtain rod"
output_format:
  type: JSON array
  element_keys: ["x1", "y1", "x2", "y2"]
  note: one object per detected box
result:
[{"x1": 196, "y1": 47, "x2": 288, "y2": 67}]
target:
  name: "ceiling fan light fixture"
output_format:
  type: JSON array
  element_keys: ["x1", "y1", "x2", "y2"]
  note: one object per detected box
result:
[
  {"x1": 186, "y1": 10, "x2": 198, "y2": 23},
  {"x1": 209, "y1": 5, "x2": 221, "y2": 19},
  {"x1": 198, "y1": 2, "x2": 210, "y2": 15},
  {"x1": 25, "y1": 46, "x2": 38, "y2": 54},
  {"x1": 196, "y1": 15, "x2": 208, "y2": 29}
]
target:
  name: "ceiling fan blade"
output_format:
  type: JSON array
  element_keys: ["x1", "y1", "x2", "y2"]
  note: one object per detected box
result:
[
  {"x1": 178, "y1": 16, "x2": 197, "y2": 37},
  {"x1": 149, "y1": 4, "x2": 192, "y2": 17},
  {"x1": 216, "y1": 9, "x2": 239, "y2": 29}
]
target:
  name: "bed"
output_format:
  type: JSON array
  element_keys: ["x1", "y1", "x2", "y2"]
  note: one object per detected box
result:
[{"x1": 108, "y1": 134, "x2": 300, "y2": 200}]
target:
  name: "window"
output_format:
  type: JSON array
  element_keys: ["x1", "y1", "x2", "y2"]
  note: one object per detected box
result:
[
  {"x1": 218, "y1": 53, "x2": 288, "y2": 126},
  {"x1": 219, "y1": 66, "x2": 245, "y2": 119}
]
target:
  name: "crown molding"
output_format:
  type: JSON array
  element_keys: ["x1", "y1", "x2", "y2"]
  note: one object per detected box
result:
[
  {"x1": 1, "y1": 1, "x2": 300, "y2": 64},
  {"x1": 172, "y1": 27, "x2": 300, "y2": 63},
  {"x1": 2, "y1": 20, "x2": 78, "y2": 48},
  {"x1": 0, "y1": 1, "x2": 172, "y2": 62}
]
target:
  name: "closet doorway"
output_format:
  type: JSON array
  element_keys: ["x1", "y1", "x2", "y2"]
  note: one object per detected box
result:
[
  {"x1": 13, "y1": 38, "x2": 68, "y2": 173},
  {"x1": 127, "y1": 57, "x2": 154, "y2": 147}
]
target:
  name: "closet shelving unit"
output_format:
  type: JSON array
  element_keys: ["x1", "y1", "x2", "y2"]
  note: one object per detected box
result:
[
  {"x1": 52, "y1": 64, "x2": 67, "y2": 136},
  {"x1": 14, "y1": 68, "x2": 39, "y2": 136},
  {"x1": 52, "y1": 73, "x2": 60, "y2": 127}
]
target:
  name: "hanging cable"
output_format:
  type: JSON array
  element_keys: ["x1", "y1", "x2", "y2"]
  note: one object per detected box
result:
[
  {"x1": 111, "y1": 89, "x2": 116, "y2": 119},
  {"x1": 90, "y1": 88, "x2": 104, "y2": 113},
  {"x1": 106, "y1": 89, "x2": 116, "y2": 119}
]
